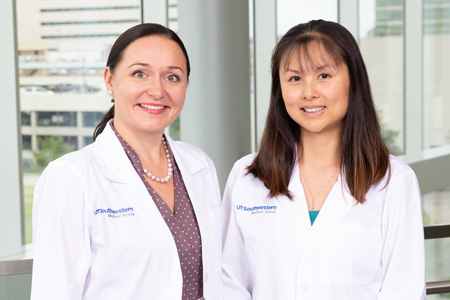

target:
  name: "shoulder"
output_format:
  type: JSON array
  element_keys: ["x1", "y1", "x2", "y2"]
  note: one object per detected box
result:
[
  {"x1": 38, "y1": 142, "x2": 102, "y2": 187},
  {"x1": 170, "y1": 139, "x2": 216, "y2": 171},
  {"x1": 374, "y1": 154, "x2": 421, "y2": 199},
  {"x1": 46, "y1": 144, "x2": 96, "y2": 171},
  {"x1": 167, "y1": 138, "x2": 221, "y2": 189},
  {"x1": 225, "y1": 153, "x2": 263, "y2": 191},
  {"x1": 224, "y1": 153, "x2": 257, "y2": 181},
  {"x1": 172, "y1": 139, "x2": 211, "y2": 160},
  {"x1": 232, "y1": 153, "x2": 257, "y2": 172},
  {"x1": 366, "y1": 155, "x2": 420, "y2": 201},
  {"x1": 387, "y1": 154, "x2": 418, "y2": 183}
]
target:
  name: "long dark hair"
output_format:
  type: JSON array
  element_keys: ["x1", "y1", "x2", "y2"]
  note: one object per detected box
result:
[
  {"x1": 93, "y1": 23, "x2": 191, "y2": 140},
  {"x1": 247, "y1": 20, "x2": 390, "y2": 203}
]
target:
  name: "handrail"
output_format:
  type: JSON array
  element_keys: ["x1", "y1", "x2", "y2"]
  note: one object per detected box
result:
[
  {"x1": 424, "y1": 224, "x2": 450, "y2": 240},
  {"x1": 423, "y1": 225, "x2": 450, "y2": 295},
  {"x1": 0, "y1": 258, "x2": 33, "y2": 276},
  {"x1": 426, "y1": 280, "x2": 450, "y2": 295},
  {"x1": 0, "y1": 258, "x2": 449, "y2": 295}
]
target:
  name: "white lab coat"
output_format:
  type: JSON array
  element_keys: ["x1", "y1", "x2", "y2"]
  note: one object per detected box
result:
[
  {"x1": 221, "y1": 154, "x2": 426, "y2": 300},
  {"x1": 31, "y1": 122, "x2": 222, "y2": 300}
]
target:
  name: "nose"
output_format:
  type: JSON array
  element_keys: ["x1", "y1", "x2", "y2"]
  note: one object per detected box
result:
[
  {"x1": 302, "y1": 81, "x2": 319, "y2": 101},
  {"x1": 147, "y1": 78, "x2": 164, "y2": 99}
]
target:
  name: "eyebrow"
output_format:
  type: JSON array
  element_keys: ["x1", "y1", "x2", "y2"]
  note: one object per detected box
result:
[
  {"x1": 316, "y1": 63, "x2": 333, "y2": 70},
  {"x1": 128, "y1": 63, "x2": 185, "y2": 73},
  {"x1": 284, "y1": 63, "x2": 334, "y2": 73}
]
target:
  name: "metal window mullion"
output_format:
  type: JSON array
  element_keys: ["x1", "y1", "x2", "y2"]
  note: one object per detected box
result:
[
  {"x1": 404, "y1": 0, "x2": 423, "y2": 155},
  {"x1": 338, "y1": 0, "x2": 359, "y2": 41},
  {"x1": 0, "y1": 0, "x2": 24, "y2": 250},
  {"x1": 253, "y1": 0, "x2": 277, "y2": 149},
  {"x1": 141, "y1": 0, "x2": 168, "y2": 25}
]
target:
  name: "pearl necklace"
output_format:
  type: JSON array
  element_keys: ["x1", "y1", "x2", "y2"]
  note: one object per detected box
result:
[{"x1": 143, "y1": 137, "x2": 173, "y2": 183}]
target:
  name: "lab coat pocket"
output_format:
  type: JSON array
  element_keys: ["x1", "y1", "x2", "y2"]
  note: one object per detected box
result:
[{"x1": 317, "y1": 224, "x2": 381, "y2": 285}]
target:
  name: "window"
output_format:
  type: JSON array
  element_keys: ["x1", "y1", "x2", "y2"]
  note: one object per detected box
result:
[
  {"x1": 423, "y1": 2, "x2": 450, "y2": 149},
  {"x1": 17, "y1": 0, "x2": 142, "y2": 244},
  {"x1": 83, "y1": 136, "x2": 94, "y2": 146},
  {"x1": 36, "y1": 111, "x2": 77, "y2": 127},
  {"x1": 421, "y1": 0, "x2": 450, "y2": 293},
  {"x1": 82, "y1": 111, "x2": 105, "y2": 127},
  {"x1": 21, "y1": 112, "x2": 31, "y2": 126},
  {"x1": 36, "y1": 135, "x2": 78, "y2": 150},
  {"x1": 22, "y1": 135, "x2": 32, "y2": 150},
  {"x1": 359, "y1": 0, "x2": 404, "y2": 155},
  {"x1": 277, "y1": 0, "x2": 338, "y2": 36}
]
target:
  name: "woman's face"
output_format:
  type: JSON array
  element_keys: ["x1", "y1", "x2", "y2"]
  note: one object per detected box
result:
[
  {"x1": 104, "y1": 35, "x2": 188, "y2": 137},
  {"x1": 279, "y1": 43, "x2": 350, "y2": 137}
]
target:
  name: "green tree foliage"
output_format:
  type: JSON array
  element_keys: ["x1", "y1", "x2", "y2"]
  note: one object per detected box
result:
[{"x1": 33, "y1": 136, "x2": 74, "y2": 167}]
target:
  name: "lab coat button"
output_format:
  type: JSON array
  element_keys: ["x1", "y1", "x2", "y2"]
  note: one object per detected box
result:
[
  {"x1": 204, "y1": 273, "x2": 209, "y2": 282},
  {"x1": 301, "y1": 283, "x2": 311, "y2": 291}
]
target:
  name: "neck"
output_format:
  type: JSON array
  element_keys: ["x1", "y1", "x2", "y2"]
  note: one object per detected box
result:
[
  {"x1": 299, "y1": 130, "x2": 341, "y2": 170},
  {"x1": 113, "y1": 121, "x2": 166, "y2": 165}
]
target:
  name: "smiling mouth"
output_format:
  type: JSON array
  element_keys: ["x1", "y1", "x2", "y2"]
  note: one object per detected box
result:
[
  {"x1": 302, "y1": 106, "x2": 325, "y2": 113},
  {"x1": 139, "y1": 104, "x2": 165, "y2": 110}
]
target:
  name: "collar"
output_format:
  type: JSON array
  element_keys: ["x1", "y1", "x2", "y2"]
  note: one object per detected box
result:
[{"x1": 93, "y1": 120, "x2": 206, "y2": 183}]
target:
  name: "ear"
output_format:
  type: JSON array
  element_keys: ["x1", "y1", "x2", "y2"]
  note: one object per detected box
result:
[{"x1": 104, "y1": 67, "x2": 114, "y2": 93}]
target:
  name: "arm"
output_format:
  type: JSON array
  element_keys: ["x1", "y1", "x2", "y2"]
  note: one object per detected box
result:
[
  {"x1": 221, "y1": 161, "x2": 253, "y2": 300},
  {"x1": 31, "y1": 161, "x2": 91, "y2": 300},
  {"x1": 378, "y1": 164, "x2": 426, "y2": 299}
]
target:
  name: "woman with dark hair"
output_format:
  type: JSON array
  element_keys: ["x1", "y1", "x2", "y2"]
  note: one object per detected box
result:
[
  {"x1": 221, "y1": 20, "x2": 425, "y2": 299},
  {"x1": 31, "y1": 23, "x2": 222, "y2": 300}
]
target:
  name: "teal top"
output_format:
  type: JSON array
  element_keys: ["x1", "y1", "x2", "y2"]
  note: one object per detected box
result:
[{"x1": 309, "y1": 211, "x2": 320, "y2": 225}]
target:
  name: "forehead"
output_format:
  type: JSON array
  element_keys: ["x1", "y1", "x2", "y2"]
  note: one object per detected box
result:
[
  {"x1": 121, "y1": 35, "x2": 185, "y2": 62},
  {"x1": 281, "y1": 41, "x2": 342, "y2": 72}
]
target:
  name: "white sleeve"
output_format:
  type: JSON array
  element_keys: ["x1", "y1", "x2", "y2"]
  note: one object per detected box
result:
[
  {"x1": 31, "y1": 161, "x2": 91, "y2": 300},
  {"x1": 221, "y1": 162, "x2": 253, "y2": 300},
  {"x1": 378, "y1": 166, "x2": 426, "y2": 299}
]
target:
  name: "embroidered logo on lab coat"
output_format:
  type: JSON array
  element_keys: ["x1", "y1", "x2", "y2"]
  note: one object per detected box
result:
[
  {"x1": 236, "y1": 205, "x2": 277, "y2": 214},
  {"x1": 94, "y1": 207, "x2": 135, "y2": 218}
]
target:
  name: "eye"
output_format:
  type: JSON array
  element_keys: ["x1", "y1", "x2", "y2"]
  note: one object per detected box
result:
[
  {"x1": 319, "y1": 73, "x2": 330, "y2": 79},
  {"x1": 288, "y1": 76, "x2": 301, "y2": 82},
  {"x1": 133, "y1": 71, "x2": 146, "y2": 78},
  {"x1": 166, "y1": 74, "x2": 179, "y2": 82}
]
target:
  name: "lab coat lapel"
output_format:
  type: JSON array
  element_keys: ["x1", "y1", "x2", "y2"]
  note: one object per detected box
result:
[
  {"x1": 276, "y1": 162, "x2": 312, "y2": 230},
  {"x1": 311, "y1": 174, "x2": 354, "y2": 229},
  {"x1": 297, "y1": 175, "x2": 355, "y2": 267},
  {"x1": 94, "y1": 125, "x2": 180, "y2": 268},
  {"x1": 167, "y1": 137, "x2": 216, "y2": 265},
  {"x1": 167, "y1": 137, "x2": 207, "y2": 231}
]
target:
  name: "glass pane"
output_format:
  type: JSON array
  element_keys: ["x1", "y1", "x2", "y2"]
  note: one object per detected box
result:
[
  {"x1": 277, "y1": 0, "x2": 338, "y2": 37},
  {"x1": 0, "y1": 274, "x2": 32, "y2": 299},
  {"x1": 82, "y1": 111, "x2": 104, "y2": 127},
  {"x1": 167, "y1": 0, "x2": 181, "y2": 140},
  {"x1": 426, "y1": 237, "x2": 450, "y2": 284},
  {"x1": 423, "y1": 187, "x2": 450, "y2": 226},
  {"x1": 359, "y1": 0, "x2": 404, "y2": 155},
  {"x1": 423, "y1": 0, "x2": 450, "y2": 149},
  {"x1": 427, "y1": 293, "x2": 450, "y2": 300},
  {"x1": 16, "y1": 0, "x2": 142, "y2": 244},
  {"x1": 168, "y1": 0, "x2": 179, "y2": 33},
  {"x1": 424, "y1": 188, "x2": 450, "y2": 292}
]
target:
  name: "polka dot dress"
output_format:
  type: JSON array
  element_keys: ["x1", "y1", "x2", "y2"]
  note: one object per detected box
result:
[{"x1": 112, "y1": 124, "x2": 204, "y2": 300}]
